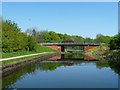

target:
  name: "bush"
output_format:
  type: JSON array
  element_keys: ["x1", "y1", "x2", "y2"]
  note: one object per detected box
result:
[{"x1": 109, "y1": 33, "x2": 120, "y2": 50}]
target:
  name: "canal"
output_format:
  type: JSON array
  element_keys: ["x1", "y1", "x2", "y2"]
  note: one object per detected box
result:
[{"x1": 2, "y1": 53, "x2": 120, "y2": 88}]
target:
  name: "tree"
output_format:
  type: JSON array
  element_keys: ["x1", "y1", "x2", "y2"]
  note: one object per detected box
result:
[
  {"x1": 95, "y1": 34, "x2": 112, "y2": 44},
  {"x1": 109, "y1": 33, "x2": 120, "y2": 50},
  {"x1": 27, "y1": 35, "x2": 36, "y2": 51},
  {"x1": 49, "y1": 31, "x2": 61, "y2": 42},
  {"x1": 2, "y1": 20, "x2": 27, "y2": 52},
  {"x1": 2, "y1": 20, "x2": 36, "y2": 52},
  {"x1": 84, "y1": 37, "x2": 93, "y2": 43}
]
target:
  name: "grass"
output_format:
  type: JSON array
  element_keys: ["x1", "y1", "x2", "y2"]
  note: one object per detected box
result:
[
  {"x1": 2, "y1": 45, "x2": 57, "y2": 58},
  {"x1": 1, "y1": 53, "x2": 47, "y2": 66},
  {"x1": 86, "y1": 44, "x2": 109, "y2": 54}
]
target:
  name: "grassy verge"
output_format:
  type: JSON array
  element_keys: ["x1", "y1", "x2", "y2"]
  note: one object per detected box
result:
[
  {"x1": 86, "y1": 44, "x2": 110, "y2": 55},
  {"x1": 1, "y1": 53, "x2": 49, "y2": 66},
  {"x1": 2, "y1": 45, "x2": 57, "y2": 58},
  {"x1": 86, "y1": 44, "x2": 120, "y2": 61}
]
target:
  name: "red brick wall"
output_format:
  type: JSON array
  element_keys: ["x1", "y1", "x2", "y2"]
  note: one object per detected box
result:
[
  {"x1": 84, "y1": 46, "x2": 96, "y2": 52},
  {"x1": 48, "y1": 55, "x2": 61, "y2": 61},
  {"x1": 47, "y1": 45, "x2": 96, "y2": 52},
  {"x1": 84, "y1": 54, "x2": 96, "y2": 60},
  {"x1": 47, "y1": 46, "x2": 61, "y2": 51}
]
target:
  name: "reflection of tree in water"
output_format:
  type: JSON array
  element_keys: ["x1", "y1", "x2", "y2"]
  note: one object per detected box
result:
[
  {"x1": 39, "y1": 61, "x2": 83, "y2": 71},
  {"x1": 96, "y1": 60, "x2": 109, "y2": 69},
  {"x1": 108, "y1": 60, "x2": 120, "y2": 75},
  {"x1": 39, "y1": 62, "x2": 63, "y2": 71},
  {"x1": 2, "y1": 63, "x2": 40, "y2": 88},
  {"x1": 2, "y1": 61, "x2": 83, "y2": 88},
  {"x1": 95, "y1": 59, "x2": 120, "y2": 75},
  {"x1": 64, "y1": 53, "x2": 84, "y2": 59}
]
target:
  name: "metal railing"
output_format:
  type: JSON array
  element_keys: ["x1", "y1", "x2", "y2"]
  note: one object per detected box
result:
[{"x1": 40, "y1": 42, "x2": 100, "y2": 45}]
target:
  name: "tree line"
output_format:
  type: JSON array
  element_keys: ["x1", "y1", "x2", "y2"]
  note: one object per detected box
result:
[
  {"x1": 2, "y1": 19, "x2": 120, "y2": 53},
  {"x1": 2, "y1": 20, "x2": 36, "y2": 52},
  {"x1": 25, "y1": 28, "x2": 113, "y2": 44}
]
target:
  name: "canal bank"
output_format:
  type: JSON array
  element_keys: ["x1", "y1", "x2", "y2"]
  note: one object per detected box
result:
[
  {"x1": 86, "y1": 44, "x2": 120, "y2": 60},
  {"x1": 1, "y1": 52, "x2": 59, "y2": 76}
]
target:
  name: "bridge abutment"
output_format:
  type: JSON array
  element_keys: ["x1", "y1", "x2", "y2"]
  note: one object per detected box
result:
[
  {"x1": 84, "y1": 46, "x2": 96, "y2": 52},
  {"x1": 46, "y1": 45, "x2": 61, "y2": 51},
  {"x1": 61, "y1": 46, "x2": 65, "y2": 52}
]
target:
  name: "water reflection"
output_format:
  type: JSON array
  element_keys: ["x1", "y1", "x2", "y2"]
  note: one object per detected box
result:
[
  {"x1": 48, "y1": 53, "x2": 97, "y2": 61},
  {"x1": 2, "y1": 53, "x2": 120, "y2": 88},
  {"x1": 118, "y1": 75, "x2": 120, "y2": 90}
]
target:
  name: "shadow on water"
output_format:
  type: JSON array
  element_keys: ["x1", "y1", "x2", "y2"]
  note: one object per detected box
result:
[{"x1": 2, "y1": 52, "x2": 120, "y2": 88}]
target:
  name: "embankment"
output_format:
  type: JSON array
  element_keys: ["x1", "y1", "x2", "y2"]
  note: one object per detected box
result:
[
  {"x1": 1, "y1": 52, "x2": 59, "y2": 77},
  {"x1": 86, "y1": 44, "x2": 120, "y2": 61}
]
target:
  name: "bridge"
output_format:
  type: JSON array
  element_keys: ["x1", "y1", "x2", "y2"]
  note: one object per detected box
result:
[
  {"x1": 41, "y1": 43, "x2": 100, "y2": 46},
  {"x1": 41, "y1": 43, "x2": 100, "y2": 52}
]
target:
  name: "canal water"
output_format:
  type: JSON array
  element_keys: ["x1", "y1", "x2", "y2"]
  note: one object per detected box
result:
[{"x1": 2, "y1": 53, "x2": 120, "y2": 88}]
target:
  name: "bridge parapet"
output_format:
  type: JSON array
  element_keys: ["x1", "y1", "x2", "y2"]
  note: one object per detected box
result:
[{"x1": 41, "y1": 43, "x2": 100, "y2": 46}]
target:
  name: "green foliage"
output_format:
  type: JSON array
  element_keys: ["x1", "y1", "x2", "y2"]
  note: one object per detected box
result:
[
  {"x1": 39, "y1": 62, "x2": 62, "y2": 71},
  {"x1": 95, "y1": 33, "x2": 112, "y2": 44},
  {"x1": 33, "y1": 44, "x2": 57, "y2": 53},
  {"x1": 27, "y1": 35, "x2": 36, "y2": 51},
  {"x1": 2, "y1": 20, "x2": 37, "y2": 53},
  {"x1": 26, "y1": 28, "x2": 115, "y2": 44},
  {"x1": 49, "y1": 31, "x2": 61, "y2": 42},
  {"x1": 86, "y1": 44, "x2": 109, "y2": 54},
  {"x1": 42, "y1": 31, "x2": 52, "y2": 42},
  {"x1": 109, "y1": 33, "x2": 120, "y2": 50},
  {"x1": 2, "y1": 50, "x2": 35, "y2": 58},
  {"x1": 2, "y1": 44, "x2": 56, "y2": 58},
  {"x1": 2, "y1": 54, "x2": 42, "y2": 65},
  {"x1": 84, "y1": 37, "x2": 93, "y2": 43},
  {"x1": 2, "y1": 20, "x2": 27, "y2": 52}
]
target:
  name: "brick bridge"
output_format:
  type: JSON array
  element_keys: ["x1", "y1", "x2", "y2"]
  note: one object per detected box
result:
[{"x1": 41, "y1": 43, "x2": 100, "y2": 52}]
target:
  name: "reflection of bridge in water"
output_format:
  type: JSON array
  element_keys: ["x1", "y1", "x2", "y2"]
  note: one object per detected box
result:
[
  {"x1": 48, "y1": 54, "x2": 98, "y2": 67},
  {"x1": 48, "y1": 53, "x2": 97, "y2": 61},
  {"x1": 65, "y1": 49, "x2": 83, "y2": 52}
]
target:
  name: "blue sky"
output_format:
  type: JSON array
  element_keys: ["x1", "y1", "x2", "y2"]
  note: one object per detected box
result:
[{"x1": 2, "y1": 2, "x2": 118, "y2": 38}]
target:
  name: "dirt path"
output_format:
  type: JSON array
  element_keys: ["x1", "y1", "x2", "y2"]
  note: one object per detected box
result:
[{"x1": 0, "y1": 52, "x2": 53, "y2": 62}]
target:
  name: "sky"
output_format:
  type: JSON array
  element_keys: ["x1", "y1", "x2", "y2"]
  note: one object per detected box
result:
[
  {"x1": 2, "y1": 2, "x2": 118, "y2": 38},
  {"x1": 0, "y1": 2, "x2": 2, "y2": 16},
  {"x1": 2, "y1": 0, "x2": 120, "y2": 2}
]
